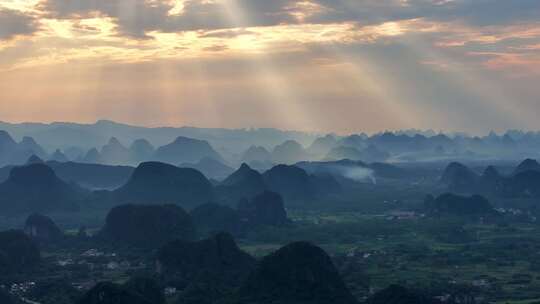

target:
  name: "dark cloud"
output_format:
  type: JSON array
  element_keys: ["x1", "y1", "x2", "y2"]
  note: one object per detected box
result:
[{"x1": 0, "y1": 9, "x2": 38, "y2": 40}]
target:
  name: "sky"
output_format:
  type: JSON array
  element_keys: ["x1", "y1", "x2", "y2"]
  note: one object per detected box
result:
[{"x1": 0, "y1": 0, "x2": 539, "y2": 135}]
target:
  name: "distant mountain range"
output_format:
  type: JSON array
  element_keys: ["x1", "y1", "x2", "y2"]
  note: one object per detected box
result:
[
  {"x1": 440, "y1": 159, "x2": 540, "y2": 198},
  {"x1": 2, "y1": 120, "x2": 540, "y2": 169},
  {"x1": 0, "y1": 120, "x2": 318, "y2": 154}
]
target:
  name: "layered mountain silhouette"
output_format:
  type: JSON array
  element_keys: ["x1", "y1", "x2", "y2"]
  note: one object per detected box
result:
[
  {"x1": 82, "y1": 148, "x2": 102, "y2": 164},
  {"x1": 325, "y1": 146, "x2": 364, "y2": 161},
  {"x1": 0, "y1": 131, "x2": 48, "y2": 166},
  {"x1": 326, "y1": 143, "x2": 390, "y2": 163},
  {"x1": 440, "y1": 162, "x2": 480, "y2": 193},
  {"x1": 27, "y1": 154, "x2": 44, "y2": 165},
  {"x1": 513, "y1": 158, "x2": 540, "y2": 175},
  {"x1": 47, "y1": 161, "x2": 134, "y2": 190},
  {"x1": 192, "y1": 191, "x2": 290, "y2": 237},
  {"x1": 50, "y1": 149, "x2": 69, "y2": 162},
  {"x1": 180, "y1": 157, "x2": 234, "y2": 181},
  {"x1": 0, "y1": 164, "x2": 82, "y2": 215},
  {"x1": 19, "y1": 136, "x2": 47, "y2": 159},
  {"x1": 241, "y1": 145, "x2": 272, "y2": 164},
  {"x1": 24, "y1": 213, "x2": 63, "y2": 242},
  {"x1": 190, "y1": 203, "x2": 242, "y2": 236},
  {"x1": 129, "y1": 139, "x2": 155, "y2": 164},
  {"x1": 262, "y1": 164, "x2": 315, "y2": 201},
  {"x1": 238, "y1": 191, "x2": 289, "y2": 227},
  {"x1": 113, "y1": 162, "x2": 213, "y2": 208},
  {"x1": 272, "y1": 140, "x2": 309, "y2": 164},
  {"x1": 0, "y1": 229, "x2": 41, "y2": 274},
  {"x1": 216, "y1": 163, "x2": 267, "y2": 204},
  {"x1": 439, "y1": 160, "x2": 540, "y2": 198},
  {"x1": 0, "y1": 160, "x2": 134, "y2": 189},
  {"x1": 153, "y1": 136, "x2": 224, "y2": 165},
  {"x1": 100, "y1": 137, "x2": 130, "y2": 165},
  {"x1": 308, "y1": 135, "x2": 339, "y2": 158},
  {"x1": 100, "y1": 204, "x2": 195, "y2": 248},
  {"x1": 503, "y1": 170, "x2": 540, "y2": 198},
  {"x1": 235, "y1": 242, "x2": 357, "y2": 304},
  {"x1": 157, "y1": 232, "x2": 256, "y2": 294}
]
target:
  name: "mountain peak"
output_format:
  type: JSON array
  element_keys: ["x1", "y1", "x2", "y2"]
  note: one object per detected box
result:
[
  {"x1": 237, "y1": 241, "x2": 357, "y2": 304},
  {"x1": 26, "y1": 155, "x2": 44, "y2": 164},
  {"x1": 9, "y1": 163, "x2": 57, "y2": 185},
  {"x1": 21, "y1": 136, "x2": 38, "y2": 145},
  {"x1": 51, "y1": 149, "x2": 69, "y2": 162},
  {"x1": 0, "y1": 130, "x2": 16, "y2": 146},
  {"x1": 108, "y1": 137, "x2": 122, "y2": 146}
]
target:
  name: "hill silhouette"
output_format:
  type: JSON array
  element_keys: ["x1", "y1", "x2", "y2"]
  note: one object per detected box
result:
[
  {"x1": 513, "y1": 159, "x2": 540, "y2": 175},
  {"x1": 238, "y1": 191, "x2": 289, "y2": 227},
  {"x1": 180, "y1": 157, "x2": 234, "y2": 181},
  {"x1": 0, "y1": 164, "x2": 82, "y2": 215},
  {"x1": 24, "y1": 213, "x2": 63, "y2": 242},
  {"x1": 235, "y1": 242, "x2": 357, "y2": 304},
  {"x1": 101, "y1": 137, "x2": 131, "y2": 165},
  {"x1": 157, "y1": 232, "x2": 256, "y2": 293},
  {"x1": 263, "y1": 165, "x2": 314, "y2": 201},
  {"x1": 47, "y1": 161, "x2": 134, "y2": 190},
  {"x1": 100, "y1": 204, "x2": 195, "y2": 248},
  {"x1": 272, "y1": 140, "x2": 309, "y2": 164},
  {"x1": 216, "y1": 163, "x2": 267, "y2": 204},
  {"x1": 190, "y1": 203, "x2": 242, "y2": 236},
  {"x1": 129, "y1": 139, "x2": 155, "y2": 164},
  {"x1": 241, "y1": 145, "x2": 272, "y2": 164},
  {"x1": 50, "y1": 149, "x2": 69, "y2": 162},
  {"x1": 114, "y1": 162, "x2": 213, "y2": 208},
  {"x1": 0, "y1": 230, "x2": 40, "y2": 274},
  {"x1": 153, "y1": 136, "x2": 224, "y2": 165},
  {"x1": 440, "y1": 162, "x2": 480, "y2": 193}
]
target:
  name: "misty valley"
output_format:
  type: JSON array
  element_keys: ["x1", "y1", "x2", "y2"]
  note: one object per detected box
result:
[{"x1": 0, "y1": 121, "x2": 540, "y2": 304}]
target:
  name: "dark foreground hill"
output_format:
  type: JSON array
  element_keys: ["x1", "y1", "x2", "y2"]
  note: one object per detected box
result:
[
  {"x1": 157, "y1": 233, "x2": 256, "y2": 295},
  {"x1": 513, "y1": 159, "x2": 540, "y2": 175},
  {"x1": 262, "y1": 164, "x2": 315, "y2": 201},
  {"x1": 47, "y1": 161, "x2": 134, "y2": 189},
  {"x1": 234, "y1": 242, "x2": 357, "y2": 304},
  {"x1": 0, "y1": 230, "x2": 41, "y2": 274},
  {"x1": 180, "y1": 157, "x2": 234, "y2": 181},
  {"x1": 216, "y1": 163, "x2": 267, "y2": 204},
  {"x1": 113, "y1": 162, "x2": 213, "y2": 208},
  {"x1": 24, "y1": 213, "x2": 63, "y2": 243},
  {"x1": 0, "y1": 164, "x2": 82, "y2": 215},
  {"x1": 0, "y1": 160, "x2": 134, "y2": 189},
  {"x1": 238, "y1": 191, "x2": 289, "y2": 227},
  {"x1": 440, "y1": 162, "x2": 479, "y2": 193},
  {"x1": 190, "y1": 203, "x2": 242, "y2": 236},
  {"x1": 100, "y1": 204, "x2": 196, "y2": 248}
]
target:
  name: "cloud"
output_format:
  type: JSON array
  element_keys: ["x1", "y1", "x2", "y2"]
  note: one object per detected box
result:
[
  {"x1": 0, "y1": 8, "x2": 38, "y2": 40},
  {"x1": 38, "y1": 0, "x2": 305, "y2": 38}
]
